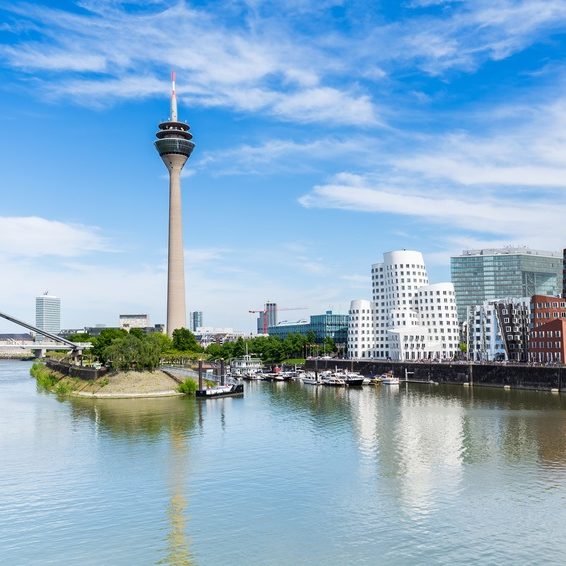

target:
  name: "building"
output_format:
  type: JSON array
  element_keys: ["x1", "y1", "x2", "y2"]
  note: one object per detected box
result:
[
  {"x1": 268, "y1": 311, "x2": 348, "y2": 344},
  {"x1": 35, "y1": 293, "x2": 61, "y2": 339},
  {"x1": 468, "y1": 297, "x2": 532, "y2": 362},
  {"x1": 451, "y1": 247, "x2": 562, "y2": 322},
  {"x1": 466, "y1": 301, "x2": 506, "y2": 361},
  {"x1": 257, "y1": 302, "x2": 277, "y2": 335},
  {"x1": 119, "y1": 314, "x2": 150, "y2": 330},
  {"x1": 563, "y1": 248, "x2": 566, "y2": 298},
  {"x1": 528, "y1": 295, "x2": 566, "y2": 363},
  {"x1": 189, "y1": 311, "x2": 203, "y2": 332},
  {"x1": 193, "y1": 327, "x2": 247, "y2": 348},
  {"x1": 155, "y1": 72, "x2": 195, "y2": 336},
  {"x1": 348, "y1": 250, "x2": 459, "y2": 361},
  {"x1": 230, "y1": 354, "x2": 263, "y2": 376}
]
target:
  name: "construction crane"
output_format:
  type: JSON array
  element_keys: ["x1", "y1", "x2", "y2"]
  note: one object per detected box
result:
[{"x1": 249, "y1": 304, "x2": 308, "y2": 335}]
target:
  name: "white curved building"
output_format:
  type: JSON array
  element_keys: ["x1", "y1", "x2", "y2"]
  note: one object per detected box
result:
[{"x1": 348, "y1": 250, "x2": 459, "y2": 361}]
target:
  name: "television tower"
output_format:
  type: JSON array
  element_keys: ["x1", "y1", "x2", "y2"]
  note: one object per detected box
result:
[{"x1": 155, "y1": 72, "x2": 195, "y2": 336}]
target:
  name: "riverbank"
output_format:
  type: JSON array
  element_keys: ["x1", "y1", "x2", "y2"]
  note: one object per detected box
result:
[{"x1": 31, "y1": 362, "x2": 185, "y2": 398}]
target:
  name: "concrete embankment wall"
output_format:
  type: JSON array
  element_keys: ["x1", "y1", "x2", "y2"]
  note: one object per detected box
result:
[
  {"x1": 304, "y1": 359, "x2": 565, "y2": 391},
  {"x1": 46, "y1": 360, "x2": 108, "y2": 380}
]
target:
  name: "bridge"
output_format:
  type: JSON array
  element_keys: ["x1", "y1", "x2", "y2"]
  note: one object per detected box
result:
[{"x1": 0, "y1": 310, "x2": 91, "y2": 357}]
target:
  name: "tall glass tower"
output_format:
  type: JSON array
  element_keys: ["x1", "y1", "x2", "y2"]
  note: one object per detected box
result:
[
  {"x1": 35, "y1": 293, "x2": 61, "y2": 340},
  {"x1": 450, "y1": 247, "x2": 562, "y2": 322},
  {"x1": 155, "y1": 72, "x2": 195, "y2": 336}
]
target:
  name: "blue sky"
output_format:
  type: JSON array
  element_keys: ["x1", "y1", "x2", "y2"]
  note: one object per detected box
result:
[{"x1": 1, "y1": 0, "x2": 566, "y2": 333}]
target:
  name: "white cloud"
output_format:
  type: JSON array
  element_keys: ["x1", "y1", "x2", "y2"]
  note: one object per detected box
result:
[{"x1": 0, "y1": 217, "x2": 111, "y2": 258}]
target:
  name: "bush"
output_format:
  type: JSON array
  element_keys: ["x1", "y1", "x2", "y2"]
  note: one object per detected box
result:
[
  {"x1": 30, "y1": 362, "x2": 57, "y2": 390},
  {"x1": 178, "y1": 378, "x2": 197, "y2": 395}
]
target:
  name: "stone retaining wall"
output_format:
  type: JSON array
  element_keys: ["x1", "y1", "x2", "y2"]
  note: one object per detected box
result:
[
  {"x1": 46, "y1": 359, "x2": 108, "y2": 380},
  {"x1": 304, "y1": 359, "x2": 565, "y2": 391}
]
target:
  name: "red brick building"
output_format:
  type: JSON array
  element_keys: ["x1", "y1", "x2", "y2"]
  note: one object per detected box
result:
[{"x1": 529, "y1": 295, "x2": 566, "y2": 363}]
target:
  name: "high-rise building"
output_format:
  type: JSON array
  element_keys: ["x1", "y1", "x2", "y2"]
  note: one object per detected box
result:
[
  {"x1": 348, "y1": 250, "x2": 459, "y2": 361},
  {"x1": 35, "y1": 293, "x2": 61, "y2": 338},
  {"x1": 155, "y1": 72, "x2": 195, "y2": 336},
  {"x1": 256, "y1": 302, "x2": 277, "y2": 334},
  {"x1": 450, "y1": 247, "x2": 562, "y2": 322},
  {"x1": 189, "y1": 311, "x2": 203, "y2": 332}
]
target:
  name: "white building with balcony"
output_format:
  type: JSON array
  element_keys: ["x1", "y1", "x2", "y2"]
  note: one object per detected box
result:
[{"x1": 348, "y1": 251, "x2": 459, "y2": 361}]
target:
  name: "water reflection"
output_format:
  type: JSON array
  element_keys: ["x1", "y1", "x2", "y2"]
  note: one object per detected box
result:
[{"x1": 69, "y1": 397, "x2": 198, "y2": 565}]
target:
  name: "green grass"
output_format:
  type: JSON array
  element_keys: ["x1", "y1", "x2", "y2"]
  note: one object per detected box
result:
[
  {"x1": 282, "y1": 358, "x2": 305, "y2": 366},
  {"x1": 178, "y1": 378, "x2": 197, "y2": 395},
  {"x1": 30, "y1": 362, "x2": 79, "y2": 396}
]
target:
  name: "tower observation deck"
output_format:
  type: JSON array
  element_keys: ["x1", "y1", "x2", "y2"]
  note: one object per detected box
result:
[{"x1": 155, "y1": 72, "x2": 195, "y2": 336}]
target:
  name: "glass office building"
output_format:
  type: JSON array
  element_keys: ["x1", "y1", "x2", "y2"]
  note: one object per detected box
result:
[
  {"x1": 268, "y1": 311, "x2": 348, "y2": 343},
  {"x1": 451, "y1": 248, "x2": 562, "y2": 322}
]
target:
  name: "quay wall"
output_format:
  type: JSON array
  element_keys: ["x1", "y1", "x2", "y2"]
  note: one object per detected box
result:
[
  {"x1": 46, "y1": 359, "x2": 108, "y2": 381},
  {"x1": 304, "y1": 359, "x2": 565, "y2": 391}
]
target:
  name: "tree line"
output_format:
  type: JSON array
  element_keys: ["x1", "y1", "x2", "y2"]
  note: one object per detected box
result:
[{"x1": 68, "y1": 327, "x2": 336, "y2": 371}]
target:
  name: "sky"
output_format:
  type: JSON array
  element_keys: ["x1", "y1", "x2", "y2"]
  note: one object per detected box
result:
[{"x1": 1, "y1": 0, "x2": 566, "y2": 333}]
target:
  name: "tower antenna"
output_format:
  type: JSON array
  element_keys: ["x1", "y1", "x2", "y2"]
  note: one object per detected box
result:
[{"x1": 170, "y1": 70, "x2": 178, "y2": 122}]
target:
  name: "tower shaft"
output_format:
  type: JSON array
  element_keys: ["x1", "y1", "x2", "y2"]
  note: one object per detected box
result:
[{"x1": 167, "y1": 156, "x2": 187, "y2": 335}]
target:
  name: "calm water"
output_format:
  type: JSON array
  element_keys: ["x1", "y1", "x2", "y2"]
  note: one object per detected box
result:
[{"x1": 2, "y1": 361, "x2": 566, "y2": 565}]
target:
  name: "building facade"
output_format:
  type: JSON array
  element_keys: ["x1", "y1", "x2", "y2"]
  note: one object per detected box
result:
[
  {"x1": 268, "y1": 310, "x2": 348, "y2": 344},
  {"x1": 450, "y1": 247, "x2": 562, "y2": 322},
  {"x1": 119, "y1": 314, "x2": 150, "y2": 330},
  {"x1": 257, "y1": 302, "x2": 277, "y2": 335},
  {"x1": 35, "y1": 293, "x2": 61, "y2": 338},
  {"x1": 189, "y1": 311, "x2": 203, "y2": 332},
  {"x1": 466, "y1": 301, "x2": 506, "y2": 361},
  {"x1": 348, "y1": 251, "x2": 459, "y2": 361},
  {"x1": 528, "y1": 295, "x2": 566, "y2": 363}
]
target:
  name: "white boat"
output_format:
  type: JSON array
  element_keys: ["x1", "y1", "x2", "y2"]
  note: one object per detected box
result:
[
  {"x1": 381, "y1": 374, "x2": 399, "y2": 385},
  {"x1": 300, "y1": 372, "x2": 322, "y2": 385},
  {"x1": 321, "y1": 372, "x2": 346, "y2": 387}
]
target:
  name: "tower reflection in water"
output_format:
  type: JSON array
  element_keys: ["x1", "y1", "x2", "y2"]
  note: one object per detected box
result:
[{"x1": 70, "y1": 397, "x2": 199, "y2": 566}]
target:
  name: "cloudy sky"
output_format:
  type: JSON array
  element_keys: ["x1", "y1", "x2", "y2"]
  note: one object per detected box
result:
[{"x1": 1, "y1": 0, "x2": 565, "y2": 332}]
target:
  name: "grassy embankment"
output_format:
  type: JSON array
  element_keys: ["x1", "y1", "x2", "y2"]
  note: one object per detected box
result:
[{"x1": 30, "y1": 362, "x2": 81, "y2": 396}]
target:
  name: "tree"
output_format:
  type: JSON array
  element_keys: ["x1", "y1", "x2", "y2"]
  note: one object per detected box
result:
[
  {"x1": 129, "y1": 328, "x2": 145, "y2": 340},
  {"x1": 172, "y1": 328, "x2": 202, "y2": 352},
  {"x1": 104, "y1": 334, "x2": 161, "y2": 371},
  {"x1": 92, "y1": 328, "x2": 128, "y2": 364}
]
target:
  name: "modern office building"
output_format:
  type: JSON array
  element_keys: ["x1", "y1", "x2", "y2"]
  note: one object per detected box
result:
[
  {"x1": 348, "y1": 250, "x2": 459, "y2": 361},
  {"x1": 155, "y1": 72, "x2": 195, "y2": 336},
  {"x1": 119, "y1": 314, "x2": 150, "y2": 330},
  {"x1": 451, "y1": 247, "x2": 562, "y2": 322},
  {"x1": 268, "y1": 310, "x2": 348, "y2": 343},
  {"x1": 35, "y1": 293, "x2": 61, "y2": 338},
  {"x1": 189, "y1": 311, "x2": 203, "y2": 332}
]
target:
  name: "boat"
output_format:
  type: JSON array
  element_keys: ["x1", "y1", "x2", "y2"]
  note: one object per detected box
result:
[
  {"x1": 381, "y1": 374, "x2": 399, "y2": 385},
  {"x1": 321, "y1": 372, "x2": 346, "y2": 387},
  {"x1": 343, "y1": 371, "x2": 364, "y2": 387},
  {"x1": 196, "y1": 382, "x2": 244, "y2": 398},
  {"x1": 299, "y1": 371, "x2": 322, "y2": 385}
]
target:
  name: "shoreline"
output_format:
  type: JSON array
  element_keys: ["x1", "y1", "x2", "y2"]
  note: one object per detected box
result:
[{"x1": 31, "y1": 363, "x2": 192, "y2": 399}]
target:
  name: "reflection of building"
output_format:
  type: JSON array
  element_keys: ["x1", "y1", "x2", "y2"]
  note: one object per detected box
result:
[
  {"x1": 451, "y1": 247, "x2": 562, "y2": 322},
  {"x1": 348, "y1": 250, "x2": 458, "y2": 360},
  {"x1": 119, "y1": 314, "x2": 150, "y2": 329},
  {"x1": 529, "y1": 295, "x2": 566, "y2": 363},
  {"x1": 268, "y1": 310, "x2": 348, "y2": 343},
  {"x1": 35, "y1": 293, "x2": 61, "y2": 339},
  {"x1": 189, "y1": 311, "x2": 203, "y2": 332}
]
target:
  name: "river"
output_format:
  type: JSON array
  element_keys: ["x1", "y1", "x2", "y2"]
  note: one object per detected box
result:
[{"x1": 2, "y1": 360, "x2": 566, "y2": 565}]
